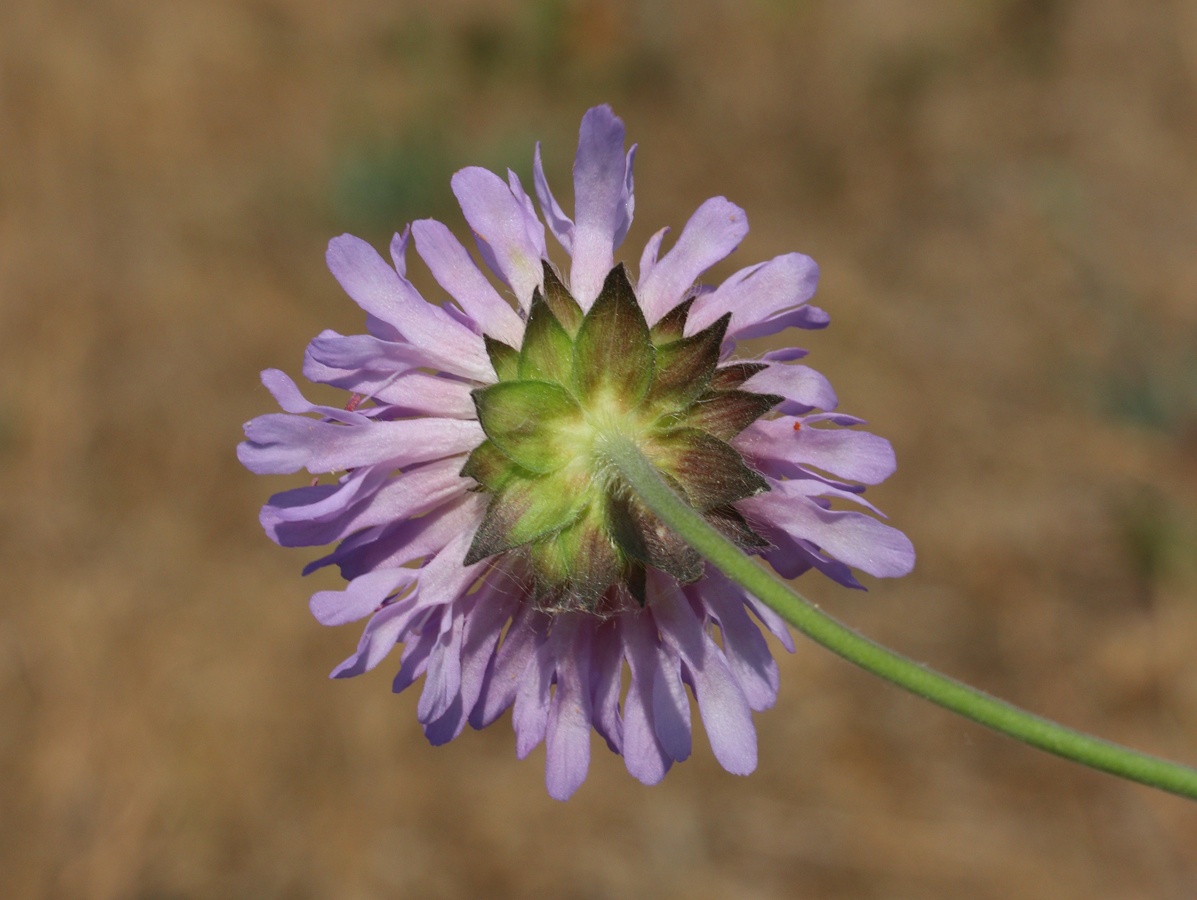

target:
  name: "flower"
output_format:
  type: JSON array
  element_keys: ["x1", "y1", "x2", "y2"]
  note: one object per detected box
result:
[{"x1": 238, "y1": 105, "x2": 915, "y2": 799}]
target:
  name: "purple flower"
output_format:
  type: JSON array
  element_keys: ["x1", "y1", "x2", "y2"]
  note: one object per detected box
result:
[{"x1": 238, "y1": 105, "x2": 914, "y2": 799}]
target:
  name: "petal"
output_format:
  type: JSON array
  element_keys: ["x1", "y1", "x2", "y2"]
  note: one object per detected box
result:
[
  {"x1": 263, "y1": 483, "x2": 339, "y2": 531},
  {"x1": 764, "y1": 536, "x2": 863, "y2": 588},
  {"x1": 326, "y1": 235, "x2": 491, "y2": 379},
  {"x1": 636, "y1": 197, "x2": 749, "y2": 324},
  {"x1": 259, "y1": 369, "x2": 371, "y2": 425},
  {"x1": 743, "y1": 594, "x2": 796, "y2": 653},
  {"x1": 651, "y1": 574, "x2": 757, "y2": 775},
  {"x1": 369, "y1": 372, "x2": 478, "y2": 418},
  {"x1": 513, "y1": 640, "x2": 554, "y2": 759},
  {"x1": 280, "y1": 457, "x2": 469, "y2": 549},
  {"x1": 742, "y1": 363, "x2": 838, "y2": 414},
  {"x1": 387, "y1": 226, "x2": 411, "y2": 276},
  {"x1": 391, "y1": 614, "x2": 439, "y2": 694},
  {"x1": 452, "y1": 166, "x2": 546, "y2": 308},
  {"x1": 736, "y1": 417, "x2": 896, "y2": 485},
  {"x1": 306, "y1": 329, "x2": 489, "y2": 383},
  {"x1": 457, "y1": 577, "x2": 521, "y2": 722},
  {"x1": 237, "y1": 414, "x2": 483, "y2": 475},
  {"x1": 734, "y1": 304, "x2": 830, "y2": 340},
  {"x1": 651, "y1": 644, "x2": 692, "y2": 763},
  {"x1": 638, "y1": 226, "x2": 668, "y2": 283},
  {"x1": 471, "y1": 605, "x2": 547, "y2": 729},
  {"x1": 305, "y1": 332, "x2": 421, "y2": 371},
  {"x1": 411, "y1": 219, "x2": 525, "y2": 347},
  {"x1": 261, "y1": 465, "x2": 390, "y2": 545},
  {"x1": 761, "y1": 347, "x2": 809, "y2": 363},
  {"x1": 309, "y1": 566, "x2": 416, "y2": 626},
  {"x1": 762, "y1": 472, "x2": 883, "y2": 513},
  {"x1": 418, "y1": 605, "x2": 467, "y2": 724},
  {"x1": 533, "y1": 142, "x2": 574, "y2": 252},
  {"x1": 507, "y1": 170, "x2": 549, "y2": 259},
  {"x1": 743, "y1": 480, "x2": 916, "y2": 579},
  {"x1": 329, "y1": 595, "x2": 427, "y2": 677},
  {"x1": 422, "y1": 695, "x2": 466, "y2": 747},
  {"x1": 691, "y1": 573, "x2": 779, "y2": 712},
  {"x1": 570, "y1": 105, "x2": 632, "y2": 308},
  {"x1": 588, "y1": 619, "x2": 624, "y2": 754},
  {"x1": 301, "y1": 332, "x2": 414, "y2": 395},
  {"x1": 329, "y1": 531, "x2": 483, "y2": 677},
  {"x1": 261, "y1": 465, "x2": 382, "y2": 523},
  {"x1": 619, "y1": 611, "x2": 672, "y2": 784},
  {"x1": 311, "y1": 492, "x2": 483, "y2": 579},
  {"x1": 545, "y1": 615, "x2": 594, "y2": 800},
  {"x1": 326, "y1": 233, "x2": 410, "y2": 328},
  {"x1": 613, "y1": 145, "x2": 637, "y2": 249},
  {"x1": 688, "y1": 253, "x2": 820, "y2": 340},
  {"x1": 419, "y1": 577, "x2": 519, "y2": 748}
]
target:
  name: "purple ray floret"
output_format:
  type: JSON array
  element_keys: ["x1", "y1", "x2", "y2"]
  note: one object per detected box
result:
[{"x1": 238, "y1": 105, "x2": 914, "y2": 799}]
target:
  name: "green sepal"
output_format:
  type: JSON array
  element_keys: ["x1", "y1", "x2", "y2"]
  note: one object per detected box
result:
[
  {"x1": 646, "y1": 426, "x2": 768, "y2": 509},
  {"x1": 572, "y1": 264, "x2": 655, "y2": 406},
  {"x1": 607, "y1": 486, "x2": 703, "y2": 583},
  {"x1": 472, "y1": 380, "x2": 584, "y2": 474},
  {"x1": 705, "y1": 504, "x2": 771, "y2": 552},
  {"x1": 649, "y1": 298, "x2": 694, "y2": 346},
  {"x1": 678, "y1": 389, "x2": 782, "y2": 440},
  {"x1": 466, "y1": 259, "x2": 779, "y2": 609},
  {"x1": 464, "y1": 468, "x2": 591, "y2": 565},
  {"x1": 623, "y1": 561, "x2": 648, "y2": 606},
  {"x1": 484, "y1": 335, "x2": 521, "y2": 382},
  {"x1": 709, "y1": 362, "x2": 768, "y2": 392},
  {"x1": 541, "y1": 261, "x2": 584, "y2": 336},
  {"x1": 526, "y1": 503, "x2": 622, "y2": 610},
  {"x1": 646, "y1": 312, "x2": 730, "y2": 409},
  {"x1": 460, "y1": 439, "x2": 529, "y2": 492},
  {"x1": 518, "y1": 291, "x2": 574, "y2": 384}
]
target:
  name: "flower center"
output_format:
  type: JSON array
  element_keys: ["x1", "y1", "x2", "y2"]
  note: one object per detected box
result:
[{"x1": 462, "y1": 262, "x2": 781, "y2": 615}]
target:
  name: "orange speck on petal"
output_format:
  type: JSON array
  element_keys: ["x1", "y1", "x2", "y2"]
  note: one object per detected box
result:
[{"x1": 792, "y1": 421, "x2": 802, "y2": 431}]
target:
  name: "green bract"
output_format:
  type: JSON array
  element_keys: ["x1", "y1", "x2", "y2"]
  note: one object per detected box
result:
[{"x1": 464, "y1": 262, "x2": 782, "y2": 614}]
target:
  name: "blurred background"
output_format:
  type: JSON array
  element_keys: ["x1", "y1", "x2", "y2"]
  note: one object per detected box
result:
[{"x1": 3, "y1": 0, "x2": 1197, "y2": 897}]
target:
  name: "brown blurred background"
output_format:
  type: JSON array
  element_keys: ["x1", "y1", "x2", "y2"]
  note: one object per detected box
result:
[{"x1": 4, "y1": 0, "x2": 1197, "y2": 897}]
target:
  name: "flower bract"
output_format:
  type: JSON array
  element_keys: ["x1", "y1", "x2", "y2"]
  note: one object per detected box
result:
[{"x1": 238, "y1": 105, "x2": 915, "y2": 799}]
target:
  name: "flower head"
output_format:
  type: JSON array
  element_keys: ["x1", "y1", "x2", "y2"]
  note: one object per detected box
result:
[{"x1": 238, "y1": 105, "x2": 914, "y2": 799}]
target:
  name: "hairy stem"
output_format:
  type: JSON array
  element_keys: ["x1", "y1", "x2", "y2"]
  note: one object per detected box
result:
[{"x1": 602, "y1": 433, "x2": 1197, "y2": 801}]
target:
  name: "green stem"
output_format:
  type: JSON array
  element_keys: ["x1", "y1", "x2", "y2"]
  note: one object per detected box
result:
[{"x1": 603, "y1": 434, "x2": 1197, "y2": 801}]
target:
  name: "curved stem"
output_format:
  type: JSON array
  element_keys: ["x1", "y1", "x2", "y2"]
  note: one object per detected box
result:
[{"x1": 603, "y1": 434, "x2": 1197, "y2": 801}]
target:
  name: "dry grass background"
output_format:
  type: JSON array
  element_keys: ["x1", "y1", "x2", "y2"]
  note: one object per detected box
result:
[{"x1": 3, "y1": 0, "x2": 1197, "y2": 897}]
